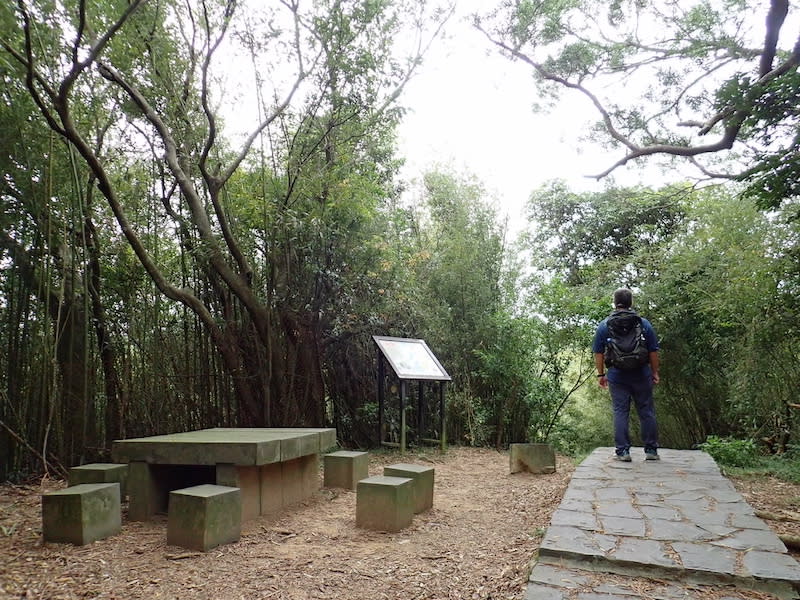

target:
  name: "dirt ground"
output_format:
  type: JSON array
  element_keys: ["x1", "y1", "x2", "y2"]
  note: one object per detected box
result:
[{"x1": 1, "y1": 447, "x2": 799, "y2": 600}]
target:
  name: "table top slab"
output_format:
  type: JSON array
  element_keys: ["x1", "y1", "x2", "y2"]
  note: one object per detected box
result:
[{"x1": 111, "y1": 428, "x2": 335, "y2": 466}]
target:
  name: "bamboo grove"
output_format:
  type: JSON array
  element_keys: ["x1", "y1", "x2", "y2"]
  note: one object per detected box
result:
[
  {"x1": 0, "y1": 0, "x2": 459, "y2": 477},
  {"x1": 4, "y1": 1, "x2": 800, "y2": 481}
]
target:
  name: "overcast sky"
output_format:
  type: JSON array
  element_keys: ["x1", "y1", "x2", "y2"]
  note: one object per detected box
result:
[{"x1": 394, "y1": 6, "x2": 687, "y2": 236}]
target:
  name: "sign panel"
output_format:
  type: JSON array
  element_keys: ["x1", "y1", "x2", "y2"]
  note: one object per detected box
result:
[{"x1": 373, "y1": 336, "x2": 451, "y2": 381}]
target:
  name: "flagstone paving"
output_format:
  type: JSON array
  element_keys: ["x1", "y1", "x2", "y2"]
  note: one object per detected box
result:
[{"x1": 526, "y1": 447, "x2": 800, "y2": 600}]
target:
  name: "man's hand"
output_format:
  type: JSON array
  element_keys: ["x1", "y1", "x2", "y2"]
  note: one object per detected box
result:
[{"x1": 598, "y1": 375, "x2": 608, "y2": 389}]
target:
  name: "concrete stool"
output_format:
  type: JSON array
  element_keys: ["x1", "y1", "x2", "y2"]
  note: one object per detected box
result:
[
  {"x1": 69, "y1": 463, "x2": 128, "y2": 497},
  {"x1": 510, "y1": 443, "x2": 556, "y2": 474},
  {"x1": 356, "y1": 475, "x2": 413, "y2": 532},
  {"x1": 324, "y1": 450, "x2": 369, "y2": 490},
  {"x1": 42, "y1": 483, "x2": 121, "y2": 545},
  {"x1": 167, "y1": 484, "x2": 241, "y2": 552},
  {"x1": 383, "y1": 463, "x2": 434, "y2": 513}
]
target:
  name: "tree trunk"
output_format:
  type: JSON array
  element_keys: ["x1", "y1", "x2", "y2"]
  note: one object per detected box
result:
[
  {"x1": 54, "y1": 301, "x2": 89, "y2": 467},
  {"x1": 85, "y1": 215, "x2": 124, "y2": 447}
]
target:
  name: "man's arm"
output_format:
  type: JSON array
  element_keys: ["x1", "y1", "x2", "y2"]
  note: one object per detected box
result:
[
  {"x1": 594, "y1": 352, "x2": 608, "y2": 388},
  {"x1": 641, "y1": 318, "x2": 660, "y2": 384},
  {"x1": 649, "y1": 351, "x2": 660, "y2": 384}
]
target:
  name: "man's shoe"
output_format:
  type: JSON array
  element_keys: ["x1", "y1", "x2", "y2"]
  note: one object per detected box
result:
[
  {"x1": 614, "y1": 451, "x2": 632, "y2": 462},
  {"x1": 645, "y1": 449, "x2": 660, "y2": 461}
]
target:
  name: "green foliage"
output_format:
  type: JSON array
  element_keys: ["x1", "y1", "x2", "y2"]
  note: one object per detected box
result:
[
  {"x1": 719, "y1": 446, "x2": 800, "y2": 484},
  {"x1": 753, "y1": 449, "x2": 800, "y2": 484},
  {"x1": 375, "y1": 165, "x2": 603, "y2": 451},
  {"x1": 7, "y1": 0, "x2": 800, "y2": 481},
  {"x1": 737, "y1": 70, "x2": 800, "y2": 211},
  {"x1": 473, "y1": 311, "x2": 572, "y2": 446},
  {"x1": 523, "y1": 181, "x2": 687, "y2": 286},
  {"x1": 543, "y1": 41, "x2": 600, "y2": 78},
  {"x1": 517, "y1": 179, "x2": 800, "y2": 454},
  {"x1": 0, "y1": 0, "x2": 455, "y2": 475},
  {"x1": 403, "y1": 168, "x2": 510, "y2": 446},
  {"x1": 651, "y1": 189, "x2": 800, "y2": 447},
  {"x1": 472, "y1": 313, "x2": 535, "y2": 442},
  {"x1": 447, "y1": 390, "x2": 494, "y2": 447},
  {"x1": 523, "y1": 376, "x2": 568, "y2": 442},
  {"x1": 700, "y1": 436, "x2": 760, "y2": 468},
  {"x1": 506, "y1": 184, "x2": 685, "y2": 453}
]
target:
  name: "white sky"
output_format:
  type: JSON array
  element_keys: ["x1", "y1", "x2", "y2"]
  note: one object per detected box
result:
[
  {"x1": 394, "y1": 4, "x2": 697, "y2": 236},
  {"x1": 223, "y1": 1, "x2": 782, "y2": 238},
  {"x1": 395, "y1": 3, "x2": 800, "y2": 237},
  {"x1": 216, "y1": 1, "x2": 685, "y2": 238}
]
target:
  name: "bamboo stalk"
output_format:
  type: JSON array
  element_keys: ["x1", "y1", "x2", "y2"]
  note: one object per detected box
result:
[{"x1": 0, "y1": 418, "x2": 67, "y2": 479}]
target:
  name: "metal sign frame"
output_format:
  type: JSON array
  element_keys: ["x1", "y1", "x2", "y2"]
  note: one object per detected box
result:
[{"x1": 373, "y1": 336, "x2": 450, "y2": 453}]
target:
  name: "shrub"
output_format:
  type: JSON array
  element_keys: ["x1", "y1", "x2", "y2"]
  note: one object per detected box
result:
[{"x1": 700, "y1": 436, "x2": 760, "y2": 468}]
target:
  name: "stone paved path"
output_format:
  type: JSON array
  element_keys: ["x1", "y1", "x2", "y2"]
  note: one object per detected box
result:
[{"x1": 526, "y1": 447, "x2": 800, "y2": 600}]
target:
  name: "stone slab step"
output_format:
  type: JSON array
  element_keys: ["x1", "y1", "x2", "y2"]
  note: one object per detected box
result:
[
  {"x1": 527, "y1": 559, "x2": 799, "y2": 600},
  {"x1": 530, "y1": 447, "x2": 800, "y2": 599}
]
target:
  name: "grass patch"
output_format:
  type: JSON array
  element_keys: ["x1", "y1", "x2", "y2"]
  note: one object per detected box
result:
[
  {"x1": 700, "y1": 436, "x2": 800, "y2": 483},
  {"x1": 718, "y1": 455, "x2": 800, "y2": 484},
  {"x1": 750, "y1": 454, "x2": 800, "y2": 484}
]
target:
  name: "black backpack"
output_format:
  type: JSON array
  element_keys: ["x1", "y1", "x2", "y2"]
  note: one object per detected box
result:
[{"x1": 603, "y1": 310, "x2": 650, "y2": 370}]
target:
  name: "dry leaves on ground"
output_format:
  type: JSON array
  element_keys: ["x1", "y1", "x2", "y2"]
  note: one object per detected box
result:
[
  {"x1": 1, "y1": 447, "x2": 799, "y2": 600},
  {"x1": 0, "y1": 447, "x2": 569, "y2": 600}
]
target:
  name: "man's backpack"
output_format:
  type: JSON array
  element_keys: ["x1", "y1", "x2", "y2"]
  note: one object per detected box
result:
[{"x1": 604, "y1": 310, "x2": 650, "y2": 370}]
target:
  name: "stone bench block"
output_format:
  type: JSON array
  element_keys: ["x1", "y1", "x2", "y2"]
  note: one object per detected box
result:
[
  {"x1": 383, "y1": 463, "x2": 434, "y2": 513},
  {"x1": 69, "y1": 463, "x2": 128, "y2": 497},
  {"x1": 356, "y1": 475, "x2": 414, "y2": 532},
  {"x1": 510, "y1": 443, "x2": 556, "y2": 474},
  {"x1": 42, "y1": 483, "x2": 121, "y2": 545},
  {"x1": 324, "y1": 451, "x2": 369, "y2": 490},
  {"x1": 167, "y1": 484, "x2": 241, "y2": 552}
]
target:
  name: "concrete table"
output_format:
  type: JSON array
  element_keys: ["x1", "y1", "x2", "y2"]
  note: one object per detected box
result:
[{"x1": 112, "y1": 428, "x2": 336, "y2": 521}]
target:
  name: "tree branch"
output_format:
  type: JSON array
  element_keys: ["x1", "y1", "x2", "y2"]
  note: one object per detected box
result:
[
  {"x1": 8, "y1": 3, "x2": 229, "y2": 341},
  {"x1": 198, "y1": 0, "x2": 236, "y2": 189},
  {"x1": 5, "y1": 2, "x2": 64, "y2": 136},
  {"x1": 687, "y1": 156, "x2": 737, "y2": 180},
  {"x1": 95, "y1": 61, "x2": 272, "y2": 342},
  {"x1": 476, "y1": 24, "x2": 639, "y2": 154},
  {"x1": 0, "y1": 416, "x2": 67, "y2": 479},
  {"x1": 59, "y1": 0, "x2": 147, "y2": 98},
  {"x1": 217, "y1": 1, "x2": 315, "y2": 188},
  {"x1": 760, "y1": 0, "x2": 789, "y2": 76},
  {"x1": 477, "y1": 3, "x2": 800, "y2": 181}
]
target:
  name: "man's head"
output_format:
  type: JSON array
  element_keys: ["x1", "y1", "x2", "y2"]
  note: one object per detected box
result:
[{"x1": 613, "y1": 287, "x2": 633, "y2": 309}]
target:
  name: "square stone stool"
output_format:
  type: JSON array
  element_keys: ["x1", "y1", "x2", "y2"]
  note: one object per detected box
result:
[
  {"x1": 42, "y1": 483, "x2": 121, "y2": 545},
  {"x1": 324, "y1": 450, "x2": 369, "y2": 490},
  {"x1": 167, "y1": 484, "x2": 241, "y2": 552},
  {"x1": 69, "y1": 463, "x2": 128, "y2": 497},
  {"x1": 509, "y1": 443, "x2": 556, "y2": 474},
  {"x1": 356, "y1": 475, "x2": 414, "y2": 532},
  {"x1": 383, "y1": 463, "x2": 434, "y2": 513}
]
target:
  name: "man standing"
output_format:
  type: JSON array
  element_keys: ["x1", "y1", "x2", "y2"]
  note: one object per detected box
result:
[{"x1": 592, "y1": 288, "x2": 661, "y2": 462}]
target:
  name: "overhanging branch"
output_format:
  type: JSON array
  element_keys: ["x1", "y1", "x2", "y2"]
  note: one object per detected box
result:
[{"x1": 476, "y1": 8, "x2": 800, "y2": 181}]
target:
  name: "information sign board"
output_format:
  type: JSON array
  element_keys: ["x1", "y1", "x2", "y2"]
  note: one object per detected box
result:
[{"x1": 373, "y1": 336, "x2": 451, "y2": 381}]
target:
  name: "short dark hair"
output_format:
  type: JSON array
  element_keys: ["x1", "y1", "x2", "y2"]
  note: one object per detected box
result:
[{"x1": 613, "y1": 288, "x2": 633, "y2": 309}]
